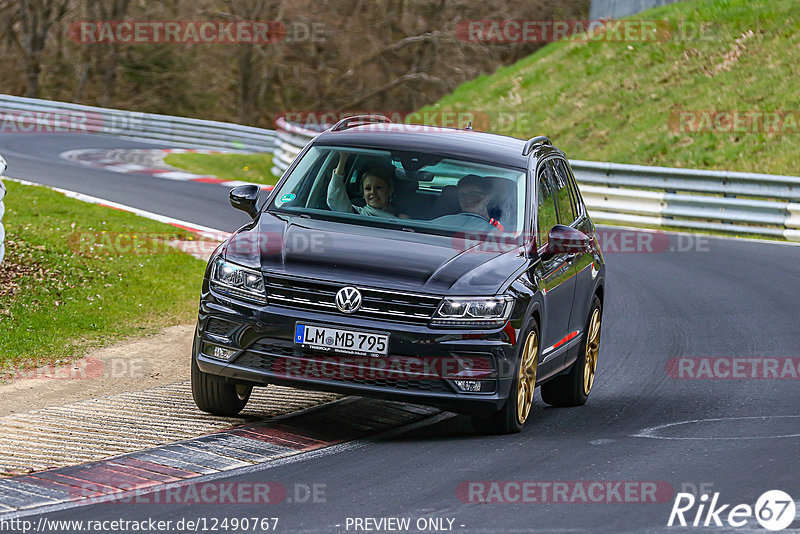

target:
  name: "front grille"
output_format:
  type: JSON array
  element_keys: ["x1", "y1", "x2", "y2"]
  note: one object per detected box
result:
[
  {"x1": 234, "y1": 339, "x2": 453, "y2": 394},
  {"x1": 264, "y1": 274, "x2": 441, "y2": 324},
  {"x1": 251, "y1": 338, "x2": 295, "y2": 357}
]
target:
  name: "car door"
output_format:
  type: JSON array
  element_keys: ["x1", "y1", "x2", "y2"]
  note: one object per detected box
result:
[
  {"x1": 533, "y1": 158, "x2": 578, "y2": 370},
  {"x1": 552, "y1": 158, "x2": 598, "y2": 339}
]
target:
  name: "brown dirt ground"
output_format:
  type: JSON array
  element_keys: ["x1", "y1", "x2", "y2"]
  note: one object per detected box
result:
[{"x1": 0, "y1": 324, "x2": 194, "y2": 417}]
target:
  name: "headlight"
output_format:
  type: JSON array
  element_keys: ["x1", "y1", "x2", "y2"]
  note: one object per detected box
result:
[
  {"x1": 431, "y1": 296, "x2": 514, "y2": 327},
  {"x1": 210, "y1": 259, "x2": 267, "y2": 304}
]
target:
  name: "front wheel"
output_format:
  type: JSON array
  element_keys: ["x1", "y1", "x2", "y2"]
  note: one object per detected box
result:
[
  {"x1": 471, "y1": 321, "x2": 539, "y2": 434},
  {"x1": 191, "y1": 345, "x2": 252, "y2": 416},
  {"x1": 541, "y1": 295, "x2": 602, "y2": 407}
]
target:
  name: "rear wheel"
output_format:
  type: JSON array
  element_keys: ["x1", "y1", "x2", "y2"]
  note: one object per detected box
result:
[
  {"x1": 191, "y1": 339, "x2": 252, "y2": 416},
  {"x1": 541, "y1": 295, "x2": 602, "y2": 407},
  {"x1": 471, "y1": 322, "x2": 539, "y2": 434}
]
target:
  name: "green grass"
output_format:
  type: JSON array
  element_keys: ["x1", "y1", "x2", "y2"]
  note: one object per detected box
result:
[
  {"x1": 0, "y1": 181, "x2": 206, "y2": 372},
  {"x1": 164, "y1": 152, "x2": 277, "y2": 186},
  {"x1": 421, "y1": 0, "x2": 800, "y2": 175}
]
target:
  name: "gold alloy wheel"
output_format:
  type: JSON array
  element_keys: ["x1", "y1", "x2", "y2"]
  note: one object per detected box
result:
[
  {"x1": 583, "y1": 308, "x2": 601, "y2": 396},
  {"x1": 516, "y1": 330, "x2": 539, "y2": 425}
]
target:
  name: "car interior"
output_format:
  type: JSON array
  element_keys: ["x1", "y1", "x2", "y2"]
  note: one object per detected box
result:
[
  {"x1": 324, "y1": 150, "x2": 520, "y2": 228},
  {"x1": 272, "y1": 146, "x2": 525, "y2": 237}
]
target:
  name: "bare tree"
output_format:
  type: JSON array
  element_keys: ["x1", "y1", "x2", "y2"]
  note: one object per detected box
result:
[
  {"x1": 0, "y1": 0, "x2": 589, "y2": 124},
  {"x1": 6, "y1": 0, "x2": 70, "y2": 97},
  {"x1": 83, "y1": 0, "x2": 130, "y2": 105},
  {"x1": 214, "y1": 0, "x2": 285, "y2": 124}
]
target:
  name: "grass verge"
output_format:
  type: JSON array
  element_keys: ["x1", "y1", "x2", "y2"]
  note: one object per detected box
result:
[
  {"x1": 422, "y1": 0, "x2": 800, "y2": 176},
  {"x1": 0, "y1": 180, "x2": 206, "y2": 374},
  {"x1": 164, "y1": 152, "x2": 277, "y2": 186}
]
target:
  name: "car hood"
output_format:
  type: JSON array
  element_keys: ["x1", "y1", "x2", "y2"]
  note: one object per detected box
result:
[{"x1": 222, "y1": 212, "x2": 527, "y2": 294}]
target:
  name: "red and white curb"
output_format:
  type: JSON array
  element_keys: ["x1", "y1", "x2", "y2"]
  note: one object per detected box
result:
[
  {"x1": 0, "y1": 399, "x2": 443, "y2": 515},
  {"x1": 60, "y1": 148, "x2": 273, "y2": 191},
  {"x1": 7, "y1": 176, "x2": 231, "y2": 261}
]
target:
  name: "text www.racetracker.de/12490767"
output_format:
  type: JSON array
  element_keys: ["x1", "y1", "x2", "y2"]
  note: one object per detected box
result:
[{"x1": 0, "y1": 516, "x2": 280, "y2": 533}]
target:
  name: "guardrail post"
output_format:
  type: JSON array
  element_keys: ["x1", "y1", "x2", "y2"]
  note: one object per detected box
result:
[{"x1": 0, "y1": 175, "x2": 6, "y2": 266}]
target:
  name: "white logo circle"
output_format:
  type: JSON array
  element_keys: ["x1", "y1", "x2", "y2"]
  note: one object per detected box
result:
[{"x1": 755, "y1": 490, "x2": 796, "y2": 531}]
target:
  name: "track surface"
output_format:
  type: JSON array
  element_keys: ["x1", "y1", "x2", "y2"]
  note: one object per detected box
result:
[
  {"x1": 0, "y1": 133, "x2": 249, "y2": 231},
  {"x1": 2, "y1": 132, "x2": 799, "y2": 533}
]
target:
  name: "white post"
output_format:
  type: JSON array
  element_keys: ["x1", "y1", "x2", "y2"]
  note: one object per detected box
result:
[{"x1": 0, "y1": 154, "x2": 6, "y2": 265}]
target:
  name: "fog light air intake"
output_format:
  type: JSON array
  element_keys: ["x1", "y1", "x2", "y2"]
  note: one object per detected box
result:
[
  {"x1": 453, "y1": 379, "x2": 496, "y2": 393},
  {"x1": 203, "y1": 342, "x2": 238, "y2": 361}
]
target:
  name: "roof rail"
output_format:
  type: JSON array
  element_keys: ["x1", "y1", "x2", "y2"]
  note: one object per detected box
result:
[
  {"x1": 522, "y1": 135, "x2": 552, "y2": 156},
  {"x1": 330, "y1": 115, "x2": 392, "y2": 132}
]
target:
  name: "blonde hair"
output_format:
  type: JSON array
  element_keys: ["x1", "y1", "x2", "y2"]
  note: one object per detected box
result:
[{"x1": 359, "y1": 165, "x2": 395, "y2": 190}]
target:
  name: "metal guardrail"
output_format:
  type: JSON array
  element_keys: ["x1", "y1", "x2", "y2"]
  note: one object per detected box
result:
[
  {"x1": 572, "y1": 161, "x2": 800, "y2": 240},
  {"x1": 589, "y1": 0, "x2": 684, "y2": 19},
  {"x1": 0, "y1": 155, "x2": 6, "y2": 265},
  {"x1": 272, "y1": 121, "x2": 800, "y2": 241},
  {"x1": 0, "y1": 94, "x2": 277, "y2": 153},
  {"x1": 0, "y1": 93, "x2": 796, "y2": 242},
  {"x1": 271, "y1": 117, "x2": 322, "y2": 177}
]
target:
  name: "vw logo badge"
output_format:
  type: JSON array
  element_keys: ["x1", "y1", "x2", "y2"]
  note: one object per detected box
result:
[{"x1": 335, "y1": 286, "x2": 362, "y2": 313}]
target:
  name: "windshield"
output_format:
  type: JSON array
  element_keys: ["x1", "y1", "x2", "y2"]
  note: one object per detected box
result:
[{"x1": 269, "y1": 145, "x2": 527, "y2": 240}]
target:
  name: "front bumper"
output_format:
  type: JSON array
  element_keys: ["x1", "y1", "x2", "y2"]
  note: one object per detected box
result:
[{"x1": 195, "y1": 289, "x2": 521, "y2": 415}]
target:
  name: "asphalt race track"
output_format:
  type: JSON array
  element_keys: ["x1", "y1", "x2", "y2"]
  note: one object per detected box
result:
[
  {"x1": 0, "y1": 133, "x2": 250, "y2": 232},
  {"x1": 2, "y1": 132, "x2": 799, "y2": 533}
]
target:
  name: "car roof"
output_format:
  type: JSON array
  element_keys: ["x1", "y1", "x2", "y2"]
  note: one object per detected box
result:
[{"x1": 312, "y1": 123, "x2": 551, "y2": 168}]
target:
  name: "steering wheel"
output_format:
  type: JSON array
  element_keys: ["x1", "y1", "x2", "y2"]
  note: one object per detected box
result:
[
  {"x1": 431, "y1": 212, "x2": 497, "y2": 231},
  {"x1": 459, "y1": 212, "x2": 492, "y2": 223}
]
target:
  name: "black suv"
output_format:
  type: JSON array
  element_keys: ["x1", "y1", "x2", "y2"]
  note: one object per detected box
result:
[{"x1": 192, "y1": 116, "x2": 605, "y2": 434}]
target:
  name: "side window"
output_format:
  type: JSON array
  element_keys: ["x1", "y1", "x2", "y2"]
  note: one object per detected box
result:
[
  {"x1": 563, "y1": 160, "x2": 585, "y2": 218},
  {"x1": 551, "y1": 159, "x2": 577, "y2": 225},
  {"x1": 536, "y1": 164, "x2": 558, "y2": 247}
]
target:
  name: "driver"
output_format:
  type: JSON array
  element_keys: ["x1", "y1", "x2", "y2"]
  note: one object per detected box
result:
[{"x1": 457, "y1": 175, "x2": 504, "y2": 231}]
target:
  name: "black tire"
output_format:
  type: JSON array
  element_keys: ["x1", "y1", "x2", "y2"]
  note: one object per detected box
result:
[
  {"x1": 471, "y1": 320, "x2": 540, "y2": 435},
  {"x1": 191, "y1": 339, "x2": 252, "y2": 416},
  {"x1": 541, "y1": 295, "x2": 602, "y2": 407}
]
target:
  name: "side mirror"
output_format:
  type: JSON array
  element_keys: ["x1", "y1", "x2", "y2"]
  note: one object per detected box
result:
[
  {"x1": 545, "y1": 225, "x2": 590, "y2": 255},
  {"x1": 229, "y1": 185, "x2": 260, "y2": 219}
]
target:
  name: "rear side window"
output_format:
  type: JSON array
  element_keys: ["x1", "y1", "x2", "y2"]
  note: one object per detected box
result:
[
  {"x1": 561, "y1": 159, "x2": 584, "y2": 220},
  {"x1": 536, "y1": 164, "x2": 558, "y2": 247},
  {"x1": 550, "y1": 159, "x2": 578, "y2": 224}
]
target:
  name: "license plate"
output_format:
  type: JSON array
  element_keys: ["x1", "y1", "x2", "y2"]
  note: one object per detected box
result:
[{"x1": 295, "y1": 324, "x2": 389, "y2": 356}]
